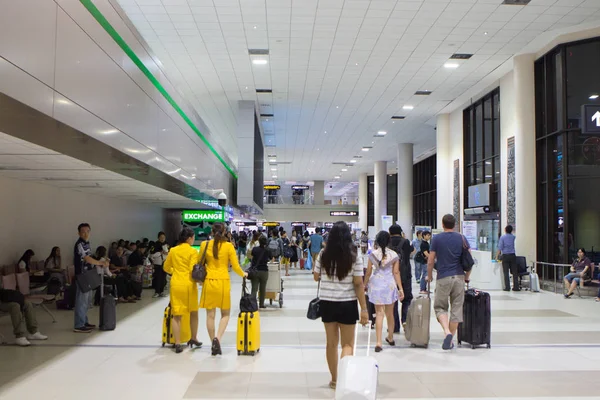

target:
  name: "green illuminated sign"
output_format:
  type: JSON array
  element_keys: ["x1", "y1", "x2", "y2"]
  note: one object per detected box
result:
[{"x1": 182, "y1": 210, "x2": 224, "y2": 222}]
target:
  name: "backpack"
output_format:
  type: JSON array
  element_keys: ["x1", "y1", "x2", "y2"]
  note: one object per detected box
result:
[
  {"x1": 268, "y1": 238, "x2": 281, "y2": 258},
  {"x1": 282, "y1": 238, "x2": 294, "y2": 258}
]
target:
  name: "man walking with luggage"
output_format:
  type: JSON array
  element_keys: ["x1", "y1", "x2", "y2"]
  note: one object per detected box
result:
[{"x1": 426, "y1": 214, "x2": 471, "y2": 350}]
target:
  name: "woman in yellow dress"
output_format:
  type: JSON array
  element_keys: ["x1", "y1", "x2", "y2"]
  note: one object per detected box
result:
[
  {"x1": 199, "y1": 223, "x2": 247, "y2": 356},
  {"x1": 163, "y1": 228, "x2": 202, "y2": 354}
]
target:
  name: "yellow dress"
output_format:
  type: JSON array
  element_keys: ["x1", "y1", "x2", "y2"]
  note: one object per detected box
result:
[
  {"x1": 163, "y1": 243, "x2": 199, "y2": 316},
  {"x1": 199, "y1": 240, "x2": 245, "y2": 310}
]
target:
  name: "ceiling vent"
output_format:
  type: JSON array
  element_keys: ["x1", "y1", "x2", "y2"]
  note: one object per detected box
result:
[
  {"x1": 260, "y1": 114, "x2": 274, "y2": 118},
  {"x1": 391, "y1": 116, "x2": 405, "y2": 120},
  {"x1": 502, "y1": 0, "x2": 530, "y2": 4},
  {"x1": 415, "y1": 91, "x2": 432, "y2": 96},
  {"x1": 248, "y1": 49, "x2": 270, "y2": 55},
  {"x1": 256, "y1": 89, "x2": 272, "y2": 93},
  {"x1": 450, "y1": 53, "x2": 473, "y2": 60}
]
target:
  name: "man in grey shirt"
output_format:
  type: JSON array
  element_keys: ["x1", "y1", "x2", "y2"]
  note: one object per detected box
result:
[{"x1": 497, "y1": 225, "x2": 518, "y2": 291}]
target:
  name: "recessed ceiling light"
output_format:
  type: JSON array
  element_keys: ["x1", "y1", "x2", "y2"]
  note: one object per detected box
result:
[
  {"x1": 334, "y1": 176, "x2": 341, "y2": 179},
  {"x1": 269, "y1": 158, "x2": 277, "y2": 163},
  {"x1": 252, "y1": 59, "x2": 268, "y2": 65},
  {"x1": 341, "y1": 168, "x2": 348, "y2": 172},
  {"x1": 444, "y1": 63, "x2": 460, "y2": 69},
  {"x1": 403, "y1": 105, "x2": 414, "y2": 110},
  {"x1": 484, "y1": 31, "x2": 488, "y2": 35},
  {"x1": 590, "y1": 94, "x2": 599, "y2": 100},
  {"x1": 336, "y1": 106, "x2": 339, "y2": 109},
  {"x1": 350, "y1": 160, "x2": 357, "y2": 163},
  {"x1": 245, "y1": 86, "x2": 248, "y2": 90},
  {"x1": 253, "y1": 25, "x2": 257, "y2": 29},
  {"x1": 56, "y1": 99, "x2": 71, "y2": 105},
  {"x1": 361, "y1": 147, "x2": 370, "y2": 152},
  {"x1": 324, "y1": 131, "x2": 327, "y2": 133},
  {"x1": 271, "y1": 168, "x2": 277, "y2": 171},
  {"x1": 272, "y1": 175, "x2": 277, "y2": 178},
  {"x1": 377, "y1": 131, "x2": 387, "y2": 135},
  {"x1": 99, "y1": 129, "x2": 119, "y2": 135},
  {"x1": 355, "y1": 63, "x2": 358, "y2": 66}
]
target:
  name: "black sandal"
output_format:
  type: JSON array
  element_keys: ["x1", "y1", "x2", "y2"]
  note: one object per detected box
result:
[
  {"x1": 385, "y1": 337, "x2": 396, "y2": 346},
  {"x1": 374, "y1": 346, "x2": 383, "y2": 352}
]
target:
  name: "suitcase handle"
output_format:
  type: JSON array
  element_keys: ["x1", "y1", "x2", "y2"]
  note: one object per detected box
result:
[{"x1": 353, "y1": 322, "x2": 372, "y2": 357}]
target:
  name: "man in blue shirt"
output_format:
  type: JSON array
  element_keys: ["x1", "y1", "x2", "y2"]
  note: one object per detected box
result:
[
  {"x1": 426, "y1": 214, "x2": 471, "y2": 350},
  {"x1": 309, "y1": 227, "x2": 324, "y2": 262},
  {"x1": 497, "y1": 225, "x2": 518, "y2": 291}
]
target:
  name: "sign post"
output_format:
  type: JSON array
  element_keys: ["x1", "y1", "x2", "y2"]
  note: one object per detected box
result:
[
  {"x1": 582, "y1": 104, "x2": 600, "y2": 134},
  {"x1": 182, "y1": 210, "x2": 225, "y2": 223}
]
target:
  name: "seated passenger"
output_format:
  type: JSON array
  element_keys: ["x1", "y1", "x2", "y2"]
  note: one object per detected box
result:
[
  {"x1": 19, "y1": 249, "x2": 48, "y2": 284},
  {"x1": 109, "y1": 247, "x2": 136, "y2": 303},
  {"x1": 108, "y1": 242, "x2": 118, "y2": 258},
  {"x1": 0, "y1": 288, "x2": 48, "y2": 346},
  {"x1": 564, "y1": 247, "x2": 591, "y2": 298},
  {"x1": 128, "y1": 243, "x2": 147, "y2": 299},
  {"x1": 44, "y1": 246, "x2": 66, "y2": 286}
]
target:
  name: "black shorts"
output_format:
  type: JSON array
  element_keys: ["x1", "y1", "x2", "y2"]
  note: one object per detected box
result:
[{"x1": 320, "y1": 299, "x2": 359, "y2": 325}]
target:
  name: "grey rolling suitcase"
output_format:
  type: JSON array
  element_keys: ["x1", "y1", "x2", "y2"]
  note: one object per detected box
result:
[
  {"x1": 99, "y1": 274, "x2": 117, "y2": 331},
  {"x1": 404, "y1": 286, "x2": 430, "y2": 348},
  {"x1": 530, "y1": 271, "x2": 540, "y2": 292}
]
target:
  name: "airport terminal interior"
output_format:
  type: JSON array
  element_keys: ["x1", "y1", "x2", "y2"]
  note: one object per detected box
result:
[{"x1": 2, "y1": 0, "x2": 600, "y2": 398}]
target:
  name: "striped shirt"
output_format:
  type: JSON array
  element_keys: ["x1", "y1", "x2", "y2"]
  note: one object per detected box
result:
[{"x1": 315, "y1": 251, "x2": 363, "y2": 302}]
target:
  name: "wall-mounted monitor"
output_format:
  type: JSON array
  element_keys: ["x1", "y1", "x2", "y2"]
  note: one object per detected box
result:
[{"x1": 468, "y1": 183, "x2": 491, "y2": 208}]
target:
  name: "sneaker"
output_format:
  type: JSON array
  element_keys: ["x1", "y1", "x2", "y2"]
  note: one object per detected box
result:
[
  {"x1": 15, "y1": 337, "x2": 31, "y2": 346},
  {"x1": 73, "y1": 327, "x2": 92, "y2": 333},
  {"x1": 152, "y1": 293, "x2": 160, "y2": 298},
  {"x1": 26, "y1": 332, "x2": 48, "y2": 341},
  {"x1": 85, "y1": 323, "x2": 96, "y2": 329},
  {"x1": 159, "y1": 293, "x2": 168, "y2": 298}
]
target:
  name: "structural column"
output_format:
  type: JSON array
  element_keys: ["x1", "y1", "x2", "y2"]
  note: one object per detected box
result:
[
  {"x1": 374, "y1": 161, "x2": 387, "y2": 233},
  {"x1": 513, "y1": 54, "x2": 537, "y2": 262},
  {"x1": 436, "y1": 114, "x2": 452, "y2": 223},
  {"x1": 397, "y1": 143, "x2": 413, "y2": 234},
  {"x1": 313, "y1": 180, "x2": 324, "y2": 205},
  {"x1": 358, "y1": 173, "x2": 368, "y2": 233}
]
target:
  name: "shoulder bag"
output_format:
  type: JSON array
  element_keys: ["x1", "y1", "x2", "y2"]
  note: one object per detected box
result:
[
  {"x1": 460, "y1": 235, "x2": 475, "y2": 272},
  {"x1": 306, "y1": 280, "x2": 321, "y2": 320},
  {"x1": 192, "y1": 241, "x2": 209, "y2": 282},
  {"x1": 75, "y1": 268, "x2": 102, "y2": 293},
  {"x1": 239, "y1": 278, "x2": 258, "y2": 312}
]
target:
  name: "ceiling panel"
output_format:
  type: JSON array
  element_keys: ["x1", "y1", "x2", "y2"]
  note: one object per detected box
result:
[{"x1": 115, "y1": 0, "x2": 600, "y2": 181}]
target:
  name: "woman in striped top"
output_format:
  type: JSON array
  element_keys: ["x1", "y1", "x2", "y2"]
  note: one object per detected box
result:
[{"x1": 313, "y1": 221, "x2": 369, "y2": 390}]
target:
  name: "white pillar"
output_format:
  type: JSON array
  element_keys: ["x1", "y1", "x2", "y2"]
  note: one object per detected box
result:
[
  {"x1": 358, "y1": 173, "x2": 368, "y2": 232},
  {"x1": 397, "y1": 143, "x2": 413, "y2": 234},
  {"x1": 374, "y1": 161, "x2": 387, "y2": 233},
  {"x1": 513, "y1": 54, "x2": 537, "y2": 262},
  {"x1": 436, "y1": 114, "x2": 452, "y2": 224},
  {"x1": 313, "y1": 180, "x2": 324, "y2": 205}
]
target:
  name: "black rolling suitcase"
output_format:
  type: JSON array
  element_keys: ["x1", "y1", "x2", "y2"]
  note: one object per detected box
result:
[
  {"x1": 458, "y1": 287, "x2": 490, "y2": 349},
  {"x1": 99, "y1": 274, "x2": 117, "y2": 331}
]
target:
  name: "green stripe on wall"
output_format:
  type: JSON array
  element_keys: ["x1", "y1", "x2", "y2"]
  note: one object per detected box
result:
[{"x1": 79, "y1": 0, "x2": 237, "y2": 179}]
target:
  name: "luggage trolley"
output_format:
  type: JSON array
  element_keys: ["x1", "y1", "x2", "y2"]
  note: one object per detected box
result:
[{"x1": 264, "y1": 261, "x2": 284, "y2": 308}]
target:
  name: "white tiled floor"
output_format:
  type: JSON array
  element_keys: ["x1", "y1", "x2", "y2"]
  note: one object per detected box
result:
[{"x1": 2, "y1": 267, "x2": 600, "y2": 399}]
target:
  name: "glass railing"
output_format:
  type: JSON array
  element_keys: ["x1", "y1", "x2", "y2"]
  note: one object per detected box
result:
[{"x1": 264, "y1": 195, "x2": 314, "y2": 205}]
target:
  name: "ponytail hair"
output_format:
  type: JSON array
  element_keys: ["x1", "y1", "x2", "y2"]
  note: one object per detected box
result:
[
  {"x1": 212, "y1": 223, "x2": 226, "y2": 259},
  {"x1": 178, "y1": 228, "x2": 194, "y2": 245},
  {"x1": 375, "y1": 231, "x2": 391, "y2": 263}
]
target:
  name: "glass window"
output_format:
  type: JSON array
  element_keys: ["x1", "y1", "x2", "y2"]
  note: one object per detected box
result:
[
  {"x1": 484, "y1": 160, "x2": 493, "y2": 183},
  {"x1": 475, "y1": 104, "x2": 483, "y2": 161},
  {"x1": 484, "y1": 97, "x2": 493, "y2": 159},
  {"x1": 493, "y1": 93, "x2": 500, "y2": 153},
  {"x1": 566, "y1": 41, "x2": 600, "y2": 128}
]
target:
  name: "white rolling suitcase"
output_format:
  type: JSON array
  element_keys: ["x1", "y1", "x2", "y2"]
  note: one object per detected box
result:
[
  {"x1": 335, "y1": 324, "x2": 378, "y2": 400},
  {"x1": 530, "y1": 271, "x2": 540, "y2": 292}
]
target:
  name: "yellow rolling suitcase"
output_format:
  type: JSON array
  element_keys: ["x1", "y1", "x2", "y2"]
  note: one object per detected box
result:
[
  {"x1": 162, "y1": 303, "x2": 191, "y2": 347},
  {"x1": 237, "y1": 311, "x2": 260, "y2": 356}
]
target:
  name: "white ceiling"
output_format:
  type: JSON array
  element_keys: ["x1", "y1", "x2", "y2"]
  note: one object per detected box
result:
[
  {"x1": 0, "y1": 132, "x2": 202, "y2": 208},
  {"x1": 115, "y1": 0, "x2": 600, "y2": 181}
]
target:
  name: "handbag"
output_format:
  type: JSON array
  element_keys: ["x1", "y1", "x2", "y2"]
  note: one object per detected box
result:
[
  {"x1": 75, "y1": 268, "x2": 102, "y2": 293},
  {"x1": 192, "y1": 241, "x2": 209, "y2": 282},
  {"x1": 461, "y1": 235, "x2": 475, "y2": 272},
  {"x1": 306, "y1": 280, "x2": 321, "y2": 320},
  {"x1": 239, "y1": 278, "x2": 258, "y2": 312}
]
